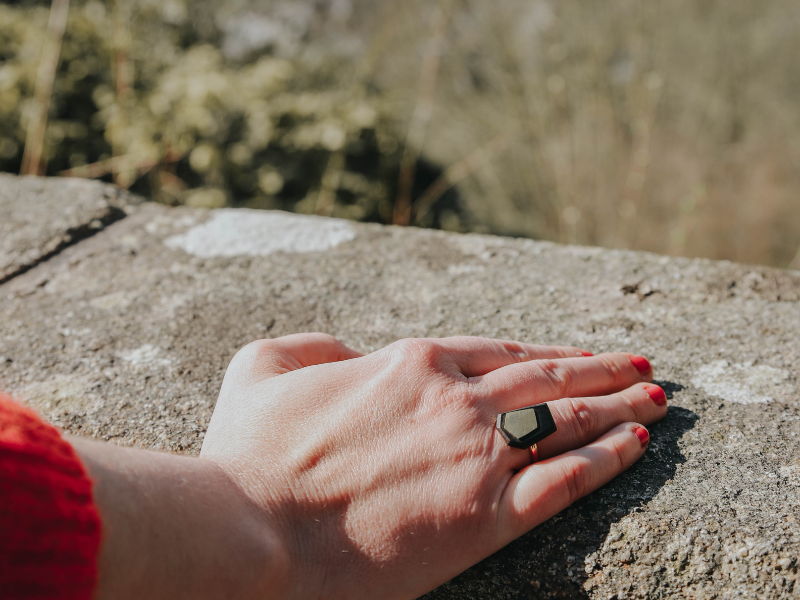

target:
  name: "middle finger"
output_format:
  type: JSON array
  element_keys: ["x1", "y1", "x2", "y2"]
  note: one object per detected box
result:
[{"x1": 534, "y1": 382, "x2": 668, "y2": 459}]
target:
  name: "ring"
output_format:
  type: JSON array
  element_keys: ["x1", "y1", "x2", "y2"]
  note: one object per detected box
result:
[{"x1": 496, "y1": 403, "x2": 557, "y2": 450}]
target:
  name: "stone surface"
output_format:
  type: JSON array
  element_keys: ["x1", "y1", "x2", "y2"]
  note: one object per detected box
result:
[
  {"x1": 1, "y1": 175, "x2": 799, "y2": 598},
  {"x1": 0, "y1": 174, "x2": 138, "y2": 284}
]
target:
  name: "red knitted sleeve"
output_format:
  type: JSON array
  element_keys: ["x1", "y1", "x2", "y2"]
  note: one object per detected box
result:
[{"x1": 0, "y1": 391, "x2": 102, "y2": 600}]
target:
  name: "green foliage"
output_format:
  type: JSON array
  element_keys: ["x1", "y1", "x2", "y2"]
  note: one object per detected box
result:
[{"x1": 0, "y1": 0, "x2": 417, "y2": 224}]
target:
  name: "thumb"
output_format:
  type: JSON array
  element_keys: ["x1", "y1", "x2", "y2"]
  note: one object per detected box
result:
[{"x1": 227, "y1": 333, "x2": 363, "y2": 384}]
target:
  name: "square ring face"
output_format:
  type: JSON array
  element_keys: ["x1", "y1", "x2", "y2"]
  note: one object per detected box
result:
[{"x1": 496, "y1": 403, "x2": 557, "y2": 449}]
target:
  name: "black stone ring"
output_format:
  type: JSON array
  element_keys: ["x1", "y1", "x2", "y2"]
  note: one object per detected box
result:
[{"x1": 496, "y1": 403, "x2": 558, "y2": 450}]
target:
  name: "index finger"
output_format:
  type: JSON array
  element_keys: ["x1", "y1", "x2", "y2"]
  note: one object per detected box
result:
[
  {"x1": 414, "y1": 336, "x2": 594, "y2": 378},
  {"x1": 474, "y1": 353, "x2": 654, "y2": 411}
]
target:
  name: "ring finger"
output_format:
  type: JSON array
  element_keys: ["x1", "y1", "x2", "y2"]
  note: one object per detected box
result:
[{"x1": 508, "y1": 382, "x2": 668, "y2": 461}]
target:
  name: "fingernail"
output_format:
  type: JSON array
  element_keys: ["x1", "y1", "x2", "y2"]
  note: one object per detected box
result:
[
  {"x1": 629, "y1": 355, "x2": 651, "y2": 374},
  {"x1": 645, "y1": 385, "x2": 667, "y2": 406},
  {"x1": 580, "y1": 351, "x2": 594, "y2": 357},
  {"x1": 634, "y1": 426, "x2": 649, "y2": 447},
  {"x1": 530, "y1": 445, "x2": 539, "y2": 463}
]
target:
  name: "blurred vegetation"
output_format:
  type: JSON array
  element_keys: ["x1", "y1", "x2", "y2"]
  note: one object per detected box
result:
[
  {"x1": 0, "y1": 0, "x2": 464, "y2": 227},
  {"x1": 2, "y1": 0, "x2": 800, "y2": 267},
  {"x1": 372, "y1": 0, "x2": 800, "y2": 268}
]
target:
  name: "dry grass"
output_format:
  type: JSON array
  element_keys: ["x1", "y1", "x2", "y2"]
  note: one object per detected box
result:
[
  {"x1": 365, "y1": 0, "x2": 800, "y2": 267},
  {"x1": 7, "y1": 0, "x2": 800, "y2": 267},
  {"x1": 19, "y1": 0, "x2": 70, "y2": 176}
]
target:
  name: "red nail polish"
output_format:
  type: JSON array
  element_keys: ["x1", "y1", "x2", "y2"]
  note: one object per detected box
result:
[
  {"x1": 530, "y1": 445, "x2": 539, "y2": 463},
  {"x1": 580, "y1": 351, "x2": 594, "y2": 357},
  {"x1": 634, "y1": 426, "x2": 649, "y2": 447},
  {"x1": 645, "y1": 385, "x2": 667, "y2": 406},
  {"x1": 629, "y1": 355, "x2": 651, "y2": 374}
]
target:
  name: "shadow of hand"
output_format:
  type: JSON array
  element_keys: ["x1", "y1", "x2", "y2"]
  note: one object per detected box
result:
[{"x1": 425, "y1": 381, "x2": 697, "y2": 599}]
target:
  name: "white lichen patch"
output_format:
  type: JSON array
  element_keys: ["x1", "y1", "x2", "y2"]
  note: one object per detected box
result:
[
  {"x1": 117, "y1": 344, "x2": 171, "y2": 367},
  {"x1": 151, "y1": 292, "x2": 191, "y2": 320},
  {"x1": 692, "y1": 360, "x2": 791, "y2": 404},
  {"x1": 90, "y1": 291, "x2": 134, "y2": 310},
  {"x1": 447, "y1": 263, "x2": 486, "y2": 275},
  {"x1": 164, "y1": 209, "x2": 356, "y2": 258}
]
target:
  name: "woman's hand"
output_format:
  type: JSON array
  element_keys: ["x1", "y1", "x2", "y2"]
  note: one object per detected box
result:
[{"x1": 197, "y1": 334, "x2": 666, "y2": 600}]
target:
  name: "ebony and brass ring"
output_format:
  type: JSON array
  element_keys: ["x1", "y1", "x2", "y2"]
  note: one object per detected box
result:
[{"x1": 496, "y1": 403, "x2": 557, "y2": 450}]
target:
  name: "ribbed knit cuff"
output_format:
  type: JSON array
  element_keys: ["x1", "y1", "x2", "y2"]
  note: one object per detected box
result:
[{"x1": 0, "y1": 392, "x2": 102, "y2": 600}]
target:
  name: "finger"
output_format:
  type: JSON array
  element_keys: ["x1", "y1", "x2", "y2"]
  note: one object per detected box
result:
[
  {"x1": 228, "y1": 333, "x2": 363, "y2": 383},
  {"x1": 499, "y1": 423, "x2": 649, "y2": 538},
  {"x1": 410, "y1": 336, "x2": 593, "y2": 378},
  {"x1": 534, "y1": 383, "x2": 667, "y2": 459},
  {"x1": 478, "y1": 352, "x2": 653, "y2": 409}
]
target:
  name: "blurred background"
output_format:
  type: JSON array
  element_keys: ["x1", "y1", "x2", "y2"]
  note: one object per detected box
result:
[{"x1": 2, "y1": 0, "x2": 800, "y2": 268}]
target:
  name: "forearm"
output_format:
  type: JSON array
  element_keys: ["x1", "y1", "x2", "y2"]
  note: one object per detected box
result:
[{"x1": 70, "y1": 437, "x2": 288, "y2": 600}]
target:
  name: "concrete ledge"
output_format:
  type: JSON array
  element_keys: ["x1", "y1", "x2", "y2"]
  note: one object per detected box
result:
[
  {"x1": 0, "y1": 174, "x2": 139, "y2": 283},
  {"x1": 1, "y1": 176, "x2": 798, "y2": 598}
]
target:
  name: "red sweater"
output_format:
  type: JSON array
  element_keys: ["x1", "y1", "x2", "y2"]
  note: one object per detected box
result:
[{"x1": 0, "y1": 392, "x2": 101, "y2": 599}]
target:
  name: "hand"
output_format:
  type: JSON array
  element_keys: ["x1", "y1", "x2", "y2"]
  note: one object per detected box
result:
[{"x1": 198, "y1": 334, "x2": 665, "y2": 599}]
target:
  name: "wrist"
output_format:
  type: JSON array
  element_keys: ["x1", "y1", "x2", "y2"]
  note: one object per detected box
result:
[
  {"x1": 199, "y1": 457, "x2": 293, "y2": 600},
  {"x1": 71, "y1": 437, "x2": 289, "y2": 600}
]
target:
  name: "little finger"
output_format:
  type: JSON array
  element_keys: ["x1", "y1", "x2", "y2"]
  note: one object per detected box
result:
[{"x1": 499, "y1": 423, "x2": 649, "y2": 539}]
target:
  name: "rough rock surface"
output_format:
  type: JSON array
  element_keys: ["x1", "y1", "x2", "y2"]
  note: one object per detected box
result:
[
  {"x1": 1, "y1": 176, "x2": 798, "y2": 599},
  {"x1": 0, "y1": 174, "x2": 138, "y2": 284}
]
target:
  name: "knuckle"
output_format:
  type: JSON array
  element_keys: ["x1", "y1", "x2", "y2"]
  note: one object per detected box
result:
[
  {"x1": 620, "y1": 388, "x2": 643, "y2": 418},
  {"x1": 501, "y1": 341, "x2": 528, "y2": 363},
  {"x1": 562, "y1": 346, "x2": 581, "y2": 358},
  {"x1": 565, "y1": 397, "x2": 595, "y2": 441},
  {"x1": 391, "y1": 338, "x2": 440, "y2": 366},
  {"x1": 598, "y1": 354, "x2": 624, "y2": 383},
  {"x1": 388, "y1": 338, "x2": 416, "y2": 357},
  {"x1": 561, "y1": 458, "x2": 593, "y2": 504},
  {"x1": 610, "y1": 437, "x2": 628, "y2": 472},
  {"x1": 538, "y1": 359, "x2": 571, "y2": 397}
]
